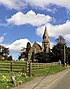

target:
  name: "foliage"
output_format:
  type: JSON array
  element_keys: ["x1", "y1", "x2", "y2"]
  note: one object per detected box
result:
[
  {"x1": 34, "y1": 51, "x2": 58, "y2": 63},
  {"x1": 0, "y1": 45, "x2": 12, "y2": 61},
  {"x1": 52, "y1": 35, "x2": 67, "y2": 64},
  {"x1": 52, "y1": 43, "x2": 64, "y2": 62},
  {"x1": 67, "y1": 47, "x2": 70, "y2": 65},
  {"x1": 0, "y1": 71, "x2": 32, "y2": 89},
  {"x1": 56, "y1": 35, "x2": 65, "y2": 44},
  {"x1": 35, "y1": 52, "x2": 51, "y2": 63}
]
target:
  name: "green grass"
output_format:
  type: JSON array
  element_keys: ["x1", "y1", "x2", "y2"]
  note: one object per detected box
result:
[
  {"x1": 0, "y1": 63, "x2": 66, "y2": 89},
  {"x1": 0, "y1": 71, "x2": 33, "y2": 89},
  {"x1": 32, "y1": 65, "x2": 65, "y2": 76}
]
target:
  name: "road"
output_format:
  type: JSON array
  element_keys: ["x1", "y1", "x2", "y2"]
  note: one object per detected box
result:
[
  {"x1": 49, "y1": 69, "x2": 70, "y2": 89},
  {"x1": 11, "y1": 69, "x2": 69, "y2": 89}
]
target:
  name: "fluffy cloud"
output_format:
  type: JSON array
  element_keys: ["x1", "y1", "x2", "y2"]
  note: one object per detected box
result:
[
  {"x1": 1, "y1": 36, "x2": 54, "y2": 52},
  {"x1": 64, "y1": 35, "x2": 70, "y2": 42},
  {"x1": 6, "y1": 38, "x2": 30, "y2": 52},
  {"x1": 25, "y1": 0, "x2": 70, "y2": 10},
  {"x1": 0, "y1": 0, "x2": 70, "y2": 10},
  {"x1": 6, "y1": 39, "x2": 44, "y2": 52},
  {"x1": 6, "y1": 39, "x2": 54, "y2": 52},
  {"x1": 36, "y1": 20, "x2": 70, "y2": 41},
  {"x1": 7, "y1": 10, "x2": 52, "y2": 26}
]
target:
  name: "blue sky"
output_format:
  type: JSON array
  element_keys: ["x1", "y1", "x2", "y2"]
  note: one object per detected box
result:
[{"x1": 0, "y1": 0, "x2": 70, "y2": 59}]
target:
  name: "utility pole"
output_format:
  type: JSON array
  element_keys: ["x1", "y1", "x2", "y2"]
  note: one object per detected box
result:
[{"x1": 64, "y1": 44, "x2": 66, "y2": 65}]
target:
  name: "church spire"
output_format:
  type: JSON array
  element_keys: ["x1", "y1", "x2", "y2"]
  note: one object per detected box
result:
[
  {"x1": 43, "y1": 26, "x2": 49, "y2": 41},
  {"x1": 44, "y1": 26, "x2": 47, "y2": 34},
  {"x1": 42, "y1": 26, "x2": 50, "y2": 53}
]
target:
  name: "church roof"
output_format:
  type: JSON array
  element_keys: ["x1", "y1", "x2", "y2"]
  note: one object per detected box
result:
[{"x1": 33, "y1": 41, "x2": 42, "y2": 50}]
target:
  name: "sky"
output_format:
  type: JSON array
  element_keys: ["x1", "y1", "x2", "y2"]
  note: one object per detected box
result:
[{"x1": 0, "y1": 0, "x2": 70, "y2": 59}]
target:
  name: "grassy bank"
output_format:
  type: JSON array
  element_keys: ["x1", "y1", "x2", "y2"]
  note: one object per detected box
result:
[
  {"x1": 0, "y1": 72, "x2": 33, "y2": 89},
  {"x1": 32, "y1": 65, "x2": 65, "y2": 76},
  {"x1": 0, "y1": 65, "x2": 65, "y2": 89}
]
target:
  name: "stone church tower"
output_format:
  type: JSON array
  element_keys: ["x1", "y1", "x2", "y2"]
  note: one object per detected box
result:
[{"x1": 42, "y1": 26, "x2": 50, "y2": 53}]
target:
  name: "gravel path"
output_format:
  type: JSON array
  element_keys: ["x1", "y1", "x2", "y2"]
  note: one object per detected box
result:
[{"x1": 11, "y1": 69, "x2": 69, "y2": 89}]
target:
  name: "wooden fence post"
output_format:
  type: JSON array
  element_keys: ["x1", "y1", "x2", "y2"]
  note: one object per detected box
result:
[
  {"x1": 29, "y1": 62, "x2": 32, "y2": 77},
  {"x1": 26, "y1": 62, "x2": 29, "y2": 75},
  {"x1": 10, "y1": 62, "x2": 12, "y2": 71}
]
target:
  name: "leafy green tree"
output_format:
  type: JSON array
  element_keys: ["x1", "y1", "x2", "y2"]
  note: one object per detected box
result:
[
  {"x1": 52, "y1": 35, "x2": 67, "y2": 64},
  {"x1": 56, "y1": 35, "x2": 65, "y2": 44},
  {"x1": 67, "y1": 47, "x2": 70, "y2": 65},
  {"x1": 52, "y1": 43, "x2": 64, "y2": 62},
  {"x1": 34, "y1": 52, "x2": 50, "y2": 63},
  {"x1": 0, "y1": 45, "x2": 10, "y2": 60}
]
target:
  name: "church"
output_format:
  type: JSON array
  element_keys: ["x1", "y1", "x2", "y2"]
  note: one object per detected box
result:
[{"x1": 19, "y1": 26, "x2": 50, "y2": 62}]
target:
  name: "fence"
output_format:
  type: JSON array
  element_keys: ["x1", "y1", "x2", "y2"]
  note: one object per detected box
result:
[
  {"x1": 0, "y1": 61, "x2": 58, "y2": 76},
  {"x1": 30, "y1": 62, "x2": 58, "y2": 76},
  {"x1": 0, "y1": 61, "x2": 27, "y2": 72}
]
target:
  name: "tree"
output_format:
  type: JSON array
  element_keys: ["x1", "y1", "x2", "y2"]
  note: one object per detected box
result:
[
  {"x1": 67, "y1": 47, "x2": 70, "y2": 65},
  {"x1": 34, "y1": 52, "x2": 51, "y2": 63},
  {"x1": 52, "y1": 35, "x2": 67, "y2": 64},
  {"x1": 52, "y1": 43, "x2": 64, "y2": 62},
  {"x1": 0, "y1": 45, "x2": 11, "y2": 60},
  {"x1": 56, "y1": 35, "x2": 65, "y2": 44}
]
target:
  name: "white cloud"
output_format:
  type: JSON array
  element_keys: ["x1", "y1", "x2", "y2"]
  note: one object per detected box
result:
[
  {"x1": 1, "y1": 37, "x2": 54, "y2": 54},
  {"x1": 6, "y1": 40, "x2": 54, "y2": 52},
  {"x1": 64, "y1": 35, "x2": 70, "y2": 42},
  {"x1": 0, "y1": 33, "x2": 7, "y2": 43},
  {"x1": 6, "y1": 38, "x2": 30, "y2": 52},
  {"x1": 0, "y1": 0, "x2": 26, "y2": 10},
  {"x1": 0, "y1": 36, "x2": 4, "y2": 43},
  {"x1": 5, "y1": 39, "x2": 43, "y2": 52},
  {"x1": 36, "y1": 20, "x2": 70, "y2": 41},
  {"x1": 47, "y1": 8, "x2": 57, "y2": 13},
  {"x1": 7, "y1": 10, "x2": 52, "y2": 26},
  {"x1": 0, "y1": 0, "x2": 70, "y2": 10},
  {"x1": 25, "y1": 0, "x2": 70, "y2": 10}
]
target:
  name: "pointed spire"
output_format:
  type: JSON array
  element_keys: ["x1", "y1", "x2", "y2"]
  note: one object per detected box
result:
[
  {"x1": 43, "y1": 26, "x2": 49, "y2": 39},
  {"x1": 44, "y1": 26, "x2": 47, "y2": 34},
  {"x1": 42, "y1": 26, "x2": 50, "y2": 53},
  {"x1": 44, "y1": 26, "x2": 49, "y2": 36}
]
